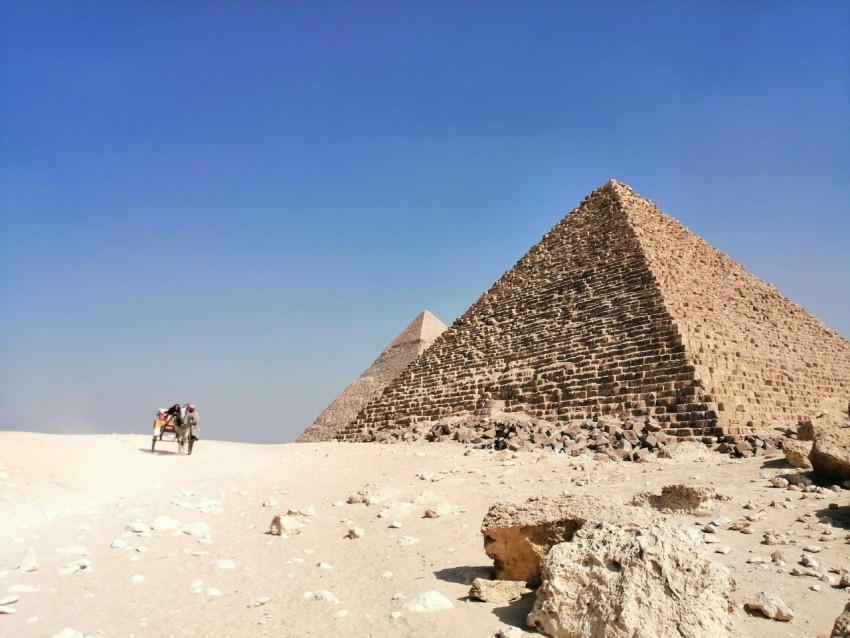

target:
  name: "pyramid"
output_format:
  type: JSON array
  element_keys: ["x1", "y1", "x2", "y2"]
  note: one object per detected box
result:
[
  {"x1": 297, "y1": 310, "x2": 448, "y2": 442},
  {"x1": 342, "y1": 181, "x2": 850, "y2": 441}
]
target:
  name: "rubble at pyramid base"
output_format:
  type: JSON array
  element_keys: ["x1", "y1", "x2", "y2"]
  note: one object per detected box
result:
[{"x1": 356, "y1": 410, "x2": 812, "y2": 461}]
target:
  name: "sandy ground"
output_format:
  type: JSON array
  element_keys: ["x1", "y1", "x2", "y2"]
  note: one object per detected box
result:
[{"x1": 0, "y1": 431, "x2": 847, "y2": 638}]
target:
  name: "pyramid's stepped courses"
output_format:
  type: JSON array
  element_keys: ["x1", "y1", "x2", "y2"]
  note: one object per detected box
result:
[
  {"x1": 621, "y1": 186, "x2": 850, "y2": 434},
  {"x1": 297, "y1": 311, "x2": 447, "y2": 442},
  {"x1": 342, "y1": 181, "x2": 850, "y2": 440}
]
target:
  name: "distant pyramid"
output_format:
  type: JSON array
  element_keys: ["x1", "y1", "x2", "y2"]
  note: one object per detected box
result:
[
  {"x1": 297, "y1": 311, "x2": 447, "y2": 442},
  {"x1": 343, "y1": 181, "x2": 850, "y2": 441}
]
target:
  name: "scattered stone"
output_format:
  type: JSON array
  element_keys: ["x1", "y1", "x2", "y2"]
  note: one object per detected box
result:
[
  {"x1": 51, "y1": 630, "x2": 86, "y2": 638},
  {"x1": 468, "y1": 578, "x2": 531, "y2": 604},
  {"x1": 131, "y1": 574, "x2": 145, "y2": 583},
  {"x1": 402, "y1": 590, "x2": 454, "y2": 612},
  {"x1": 59, "y1": 559, "x2": 92, "y2": 575},
  {"x1": 18, "y1": 547, "x2": 38, "y2": 572},
  {"x1": 212, "y1": 559, "x2": 236, "y2": 570},
  {"x1": 803, "y1": 545, "x2": 822, "y2": 553},
  {"x1": 762, "y1": 530, "x2": 790, "y2": 545},
  {"x1": 110, "y1": 539, "x2": 128, "y2": 549},
  {"x1": 182, "y1": 521, "x2": 212, "y2": 538},
  {"x1": 745, "y1": 592, "x2": 794, "y2": 621},
  {"x1": 306, "y1": 590, "x2": 340, "y2": 604},
  {"x1": 55, "y1": 546, "x2": 88, "y2": 556},
  {"x1": 423, "y1": 501, "x2": 454, "y2": 518},
  {"x1": 347, "y1": 484, "x2": 389, "y2": 505},
  {"x1": 389, "y1": 521, "x2": 403, "y2": 529},
  {"x1": 0, "y1": 605, "x2": 15, "y2": 614},
  {"x1": 398, "y1": 536, "x2": 420, "y2": 546},
  {"x1": 269, "y1": 514, "x2": 304, "y2": 536},
  {"x1": 770, "y1": 477, "x2": 789, "y2": 489},
  {"x1": 249, "y1": 596, "x2": 271, "y2": 607},
  {"x1": 126, "y1": 522, "x2": 151, "y2": 536},
  {"x1": 152, "y1": 516, "x2": 180, "y2": 531},
  {"x1": 346, "y1": 527, "x2": 364, "y2": 539},
  {"x1": 528, "y1": 523, "x2": 733, "y2": 637},
  {"x1": 262, "y1": 498, "x2": 278, "y2": 508},
  {"x1": 0, "y1": 595, "x2": 19, "y2": 606},
  {"x1": 497, "y1": 627, "x2": 523, "y2": 638}
]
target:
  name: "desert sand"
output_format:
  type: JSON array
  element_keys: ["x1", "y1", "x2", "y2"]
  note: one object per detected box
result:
[{"x1": 0, "y1": 431, "x2": 847, "y2": 637}]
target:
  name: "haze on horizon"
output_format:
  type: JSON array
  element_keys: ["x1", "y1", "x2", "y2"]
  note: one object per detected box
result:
[{"x1": 2, "y1": 2, "x2": 848, "y2": 444}]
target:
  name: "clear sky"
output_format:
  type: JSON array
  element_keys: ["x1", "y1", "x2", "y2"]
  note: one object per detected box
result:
[{"x1": 2, "y1": 1, "x2": 848, "y2": 444}]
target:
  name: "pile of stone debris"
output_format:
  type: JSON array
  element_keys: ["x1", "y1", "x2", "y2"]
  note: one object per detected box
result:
[{"x1": 368, "y1": 412, "x2": 792, "y2": 462}]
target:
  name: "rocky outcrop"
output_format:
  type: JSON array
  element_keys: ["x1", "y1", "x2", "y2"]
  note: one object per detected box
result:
[
  {"x1": 480, "y1": 494, "x2": 653, "y2": 586},
  {"x1": 809, "y1": 424, "x2": 850, "y2": 481},
  {"x1": 527, "y1": 523, "x2": 734, "y2": 638}
]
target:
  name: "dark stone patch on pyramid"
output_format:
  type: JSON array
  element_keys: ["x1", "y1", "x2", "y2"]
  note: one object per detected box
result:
[
  {"x1": 342, "y1": 181, "x2": 850, "y2": 442},
  {"x1": 297, "y1": 311, "x2": 447, "y2": 442}
]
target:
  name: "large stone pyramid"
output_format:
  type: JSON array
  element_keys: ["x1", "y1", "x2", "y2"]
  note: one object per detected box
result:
[
  {"x1": 342, "y1": 181, "x2": 850, "y2": 441},
  {"x1": 297, "y1": 310, "x2": 447, "y2": 442}
]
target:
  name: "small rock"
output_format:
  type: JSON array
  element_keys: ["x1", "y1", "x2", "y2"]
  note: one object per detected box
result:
[
  {"x1": 0, "y1": 605, "x2": 16, "y2": 615},
  {"x1": 398, "y1": 536, "x2": 420, "y2": 546},
  {"x1": 745, "y1": 592, "x2": 794, "y2": 621},
  {"x1": 212, "y1": 559, "x2": 236, "y2": 570},
  {"x1": 802, "y1": 545, "x2": 822, "y2": 553},
  {"x1": 346, "y1": 527, "x2": 364, "y2": 539},
  {"x1": 262, "y1": 498, "x2": 278, "y2": 508},
  {"x1": 131, "y1": 574, "x2": 145, "y2": 583},
  {"x1": 152, "y1": 516, "x2": 180, "y2": 531},
  {"x1": 497, "y1": 627, "x2": 523, "y2": 638},
  {"x1": 0, "y1": 595, "x2": 20, "y2": 606},
  {"x1": 402, "y1": 590, "x2": 454, "y2": 612},
  {"x1": 18, "y1": 547, "x2": 38, "y2": 572},
  {"x1": 249, "y1": 596, "x2": 271, "y2": 607}
]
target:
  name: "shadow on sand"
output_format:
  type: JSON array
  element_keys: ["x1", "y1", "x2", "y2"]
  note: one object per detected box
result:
[{"x1": 139, "y1": 447, "x2": 181, "y2": 456}]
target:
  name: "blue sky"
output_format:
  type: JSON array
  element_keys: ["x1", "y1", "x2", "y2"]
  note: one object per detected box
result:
[{"x1": 2, "y1": 1, "x2": 848, "y2": 443}]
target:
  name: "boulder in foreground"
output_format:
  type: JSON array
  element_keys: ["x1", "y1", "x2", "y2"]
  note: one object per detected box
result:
[
  {"x1": 809, "y1": 424, "x2": 850, "y2": 481},
  {"x1": 527, "y1": 523, "x2": 734, "y2": 638},
  {"x1": 481, "y1": 494, "x2": 653, "y2": 586}
]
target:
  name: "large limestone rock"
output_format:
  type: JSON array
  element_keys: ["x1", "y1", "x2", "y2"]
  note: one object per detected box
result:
[
  {"x1": 832, "y1": 600, "x2": 850, "y2": 638},
  {"x1": 527, "y1": 523, "x2": 734, "y2": 638},
  {"x1": 631, "y1": 484, "x2": 730, "y2": 515},
  {"x1": 799, "y1": 412, "x2": 840, "y2": 441},
  {"x1": 783, "y1": 439, "x2": 813, "y2": 469},
  {"x1": 809, "y1": 425, "x2": 850, "y2": 481},
  {"x1": 481, "y1": 494, "x2": 653, "y2": 586}
]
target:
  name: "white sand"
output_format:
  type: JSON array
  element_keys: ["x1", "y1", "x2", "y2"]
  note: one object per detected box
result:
[{"x1": 0, "y1": 432, "x2": 846, "y2": 637}]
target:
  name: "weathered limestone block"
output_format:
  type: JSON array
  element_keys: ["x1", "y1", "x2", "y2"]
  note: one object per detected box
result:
[
  {"x1": 782, "y1": 439, "x2": 813, "y2": 469},
  {"x1": 481, "y1": 495, "x2": 654, "y2": 586},
  {"x1": 632, "y1": 484, "x2": 731, "y2": 515},
  {"x1": 809, "y1": 425, "x2": 850, "y2": 481},
  {"x1": 798, "y1": 412, "x2": 841, "y2": 441},
  {"x1": 527, "y1": 523, "x2": 734, "y2": 638}
]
